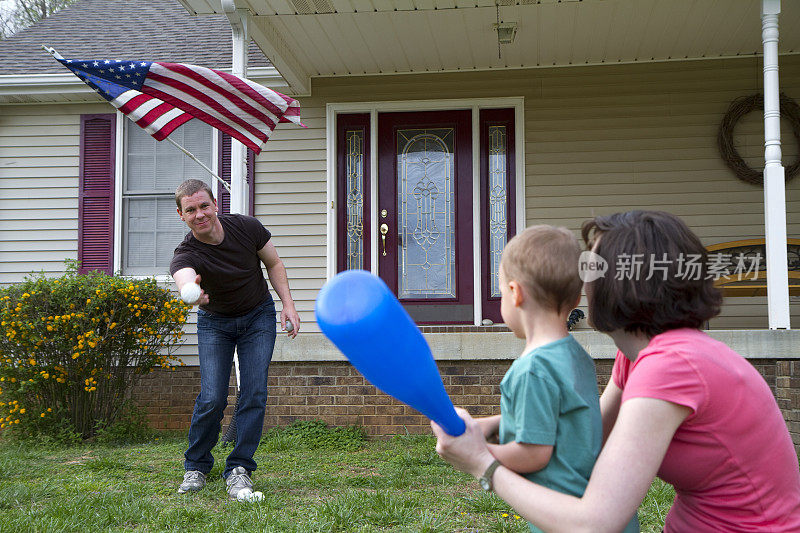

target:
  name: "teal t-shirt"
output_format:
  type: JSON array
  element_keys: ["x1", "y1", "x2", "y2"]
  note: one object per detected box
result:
[{"x1": 499, "y1": 335, "x2": 639, "y2": 533}]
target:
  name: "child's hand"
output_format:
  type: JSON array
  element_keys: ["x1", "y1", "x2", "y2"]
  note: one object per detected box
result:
[{"x1": 475, "y1": 414, "x2": 501, "y2": 440}]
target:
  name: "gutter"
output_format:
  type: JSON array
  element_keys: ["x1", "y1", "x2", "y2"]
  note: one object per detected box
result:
[{"x1": 0, "y1": 67, "x2": 288, "y2": 99}]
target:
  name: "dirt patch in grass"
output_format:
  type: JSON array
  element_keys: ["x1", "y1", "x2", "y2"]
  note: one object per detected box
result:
[{"x1": 63, "y1": 454, "x2": 97, "y2": 465}]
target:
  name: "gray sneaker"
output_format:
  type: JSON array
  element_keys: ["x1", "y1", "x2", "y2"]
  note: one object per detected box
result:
[
  {"x1": 226, "y1": 466, "x2": 253, "y2": 499},
  {"x1": 178, "y1": 470, "x2": 206, "y2": 493}
]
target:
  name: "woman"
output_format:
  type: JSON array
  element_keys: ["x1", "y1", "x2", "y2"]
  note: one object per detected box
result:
[{"x1": 433, "y1": 210, "x2": 800, "y2": 532}]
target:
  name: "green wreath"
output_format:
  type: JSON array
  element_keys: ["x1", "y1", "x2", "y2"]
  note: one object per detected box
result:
[{"x1": 717, "y1": 93, "x2": 800, "y2": 185}]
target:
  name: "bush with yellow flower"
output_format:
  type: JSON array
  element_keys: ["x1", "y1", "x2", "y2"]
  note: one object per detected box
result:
[{"x1": 0, "y1": 264, "x2": 188, "y2": 439}]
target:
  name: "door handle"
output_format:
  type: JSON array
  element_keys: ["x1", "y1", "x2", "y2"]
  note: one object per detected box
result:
[{"x1": 380, "y1": 223, "x2": 389, "y2": 256}]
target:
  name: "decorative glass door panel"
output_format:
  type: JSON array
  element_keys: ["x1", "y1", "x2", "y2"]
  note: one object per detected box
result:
[
  {"x1": 480, "y1": 108, "x2": 516, "y2": 323},
  {"x1": 397, "y1": 128, "x2": 455, "y2": 299},
  {"x1": 378, "y1": 111, "x2": 473, "y2": 324},
  {"x1": 336, "y1": 114, "x2": 371, "y2": 272}
]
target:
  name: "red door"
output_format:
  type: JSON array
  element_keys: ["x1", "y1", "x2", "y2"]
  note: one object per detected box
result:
[{"x1": 377, "y1": 110, "x2": 473, "y2": 324}]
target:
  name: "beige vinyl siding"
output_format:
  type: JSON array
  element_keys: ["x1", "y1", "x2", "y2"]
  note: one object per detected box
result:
[
  {"x1": 275, "y1": 55, "x2": 800, "y2": 329},
  {"x1": 0, "y1": 103, "x2": 107, "y2": 284},
  {"x1": 254, "y1": 102, "x2": 328, "y2": 331}
]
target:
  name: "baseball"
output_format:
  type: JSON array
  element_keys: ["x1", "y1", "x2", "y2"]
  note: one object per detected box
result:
[
  {"x1": 285, "y1": 318, "x2": 294, "y2": 332},
  {"x1": 236, "y1": 488, "x2": 264, "y2": 502},
  {"x1": 180, "y1": 282, "x2": 202, "y2": 305}
]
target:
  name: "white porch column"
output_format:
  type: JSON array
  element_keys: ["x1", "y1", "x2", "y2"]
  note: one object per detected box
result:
[
  {"x1": 224, "y1": 1, "x2": 249, "y2": 215},
  {"x1": 762, "y1": 0, "x2": 791, "y2": 330}
]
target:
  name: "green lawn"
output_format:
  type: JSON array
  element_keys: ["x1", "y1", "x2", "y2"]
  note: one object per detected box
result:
[{"x1": 0, "y1": 424, "x2": 673, "y2": 532}]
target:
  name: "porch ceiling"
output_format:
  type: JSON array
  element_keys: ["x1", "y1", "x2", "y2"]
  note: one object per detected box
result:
[{"x1": 177, "y1": 0, "x2": 800, "y2": 95}]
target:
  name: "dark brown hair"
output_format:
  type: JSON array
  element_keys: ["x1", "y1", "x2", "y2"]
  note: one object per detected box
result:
[
  {"x1": 175, "y1": 179, "x2": 214, "y2": 210},
  {"x1": 502, "y1": 225, "x2": 583, "y2": 315},
  {"x1": 581, "y1": 210, "x2": 722, "y2": 337}
]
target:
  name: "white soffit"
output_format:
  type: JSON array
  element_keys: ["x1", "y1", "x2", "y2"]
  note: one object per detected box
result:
[
  {"x1": 178, "y1": 0, "x2": 800, "y2": 80},
  {"x1": 270, "y1": 0, "x2": 800, "y2": 76}
]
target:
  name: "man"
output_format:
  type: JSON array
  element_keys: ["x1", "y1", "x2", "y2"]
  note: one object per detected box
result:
[{"x1": 170, "y1": 179, "x2": 300, "y2": 499}]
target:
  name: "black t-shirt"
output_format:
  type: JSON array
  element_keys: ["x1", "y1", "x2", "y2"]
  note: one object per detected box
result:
[{"x1": 169, "y1": 214, "x2": 273, "y2": 317}]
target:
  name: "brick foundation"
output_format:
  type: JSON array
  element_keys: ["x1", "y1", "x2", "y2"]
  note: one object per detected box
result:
[{"x1": 131, "y1": 359, "x2": 797, "y2": 449}]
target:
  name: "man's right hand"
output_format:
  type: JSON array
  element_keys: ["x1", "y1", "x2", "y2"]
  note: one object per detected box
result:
[{"x1": 173, "y1": 268, "x2": 210, "y2": 306}]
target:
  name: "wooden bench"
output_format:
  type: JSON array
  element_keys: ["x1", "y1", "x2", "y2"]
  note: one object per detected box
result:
[{"x1": 706, "y1": 238, "x2": 800, "y2": 297}]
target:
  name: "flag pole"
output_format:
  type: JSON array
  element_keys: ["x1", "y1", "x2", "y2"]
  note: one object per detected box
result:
[{"x1": 165, "y1": 136, "x2": 231, "y2": 194}]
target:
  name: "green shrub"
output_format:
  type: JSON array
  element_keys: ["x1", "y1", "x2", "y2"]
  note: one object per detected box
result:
[
  {"x1": 0, "y1": 264, "x2": 188, "y2": 439},
  {"x1": 94, "y1": 402, "x2": 156, "y2": 445},
  {"x1": 260, "y1": 420, "x2": 367, "y2": 451}
]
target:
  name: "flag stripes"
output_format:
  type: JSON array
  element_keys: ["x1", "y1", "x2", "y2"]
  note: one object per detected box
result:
[{"x1": 47, "y1": 47, "x2": 304, "y2": 153}]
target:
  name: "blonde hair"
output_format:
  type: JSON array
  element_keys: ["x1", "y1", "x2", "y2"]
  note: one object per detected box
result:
[{"x1": 501, "y1": 225, "x2": 582, "y2": 314}]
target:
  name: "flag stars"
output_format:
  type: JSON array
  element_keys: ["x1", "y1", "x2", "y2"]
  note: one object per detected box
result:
[
  {"x1": 82, "y1": 63, "x2": 88, "y2": 68},
  {"x1": 93, "y1": 61, "x2": 99, "y2": 67},
  {"x1": 104, "y1": 60, "x2": 110, "y2": 64}
]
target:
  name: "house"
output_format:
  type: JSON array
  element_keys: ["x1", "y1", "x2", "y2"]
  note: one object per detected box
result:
[{"x1": 2, "y1": 0, "x2": 800, "y2": 444}]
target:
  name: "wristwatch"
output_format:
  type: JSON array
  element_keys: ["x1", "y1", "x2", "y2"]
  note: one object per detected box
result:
[{"x1": 479, "y1": 459, "x2": 501, "y2": 492}]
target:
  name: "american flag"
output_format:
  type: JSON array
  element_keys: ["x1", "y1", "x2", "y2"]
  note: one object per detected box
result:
[{"x1": 46, "y1": 47, "x2": 303, "y2": 154}]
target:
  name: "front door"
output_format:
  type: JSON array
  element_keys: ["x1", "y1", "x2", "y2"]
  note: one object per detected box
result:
[{"x1": 377, "y1": 110, "x2": 473, "y2": 324}]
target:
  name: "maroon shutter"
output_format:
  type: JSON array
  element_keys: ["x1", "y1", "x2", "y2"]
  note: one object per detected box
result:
[
  {"x1": 78, "y1": 114, "x2": 116, "y2": 275},
  {"x1": 247, "y1": 147, "x2": 255, "y2": 217},
  {"x1": 218, "y1": 132, "x2": 255, "y2": 216},
  {"x1": 218, "y1": 132, "x2": 231, "y2": 215}
]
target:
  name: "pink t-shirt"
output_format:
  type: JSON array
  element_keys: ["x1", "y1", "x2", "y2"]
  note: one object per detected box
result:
[{"x1": 612, "y1": 328, "x2": 800, "y2": 532}]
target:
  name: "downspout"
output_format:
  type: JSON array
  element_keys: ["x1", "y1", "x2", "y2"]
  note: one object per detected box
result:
[
  {"x1": 223, "y1": 0, "x2": 249, "y2": 216},
  {"x1": 222, "y1": 0, "x2": 250, "y2": 401},
  {"x1": 761, "y1": 0, "x2": 791, "y2": 329}
]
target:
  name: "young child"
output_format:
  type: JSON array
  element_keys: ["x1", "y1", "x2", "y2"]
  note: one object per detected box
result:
[{"x1": 476, "y1": 225, "x2": 638, "y2": 533}]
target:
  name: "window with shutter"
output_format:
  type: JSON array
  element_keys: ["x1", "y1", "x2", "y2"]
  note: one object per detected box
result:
[
  {"x1": 78, "y1": 114, "x2": 116, "y2": 275},
  {"x1": 79, "y1": 116, "x2": 259, "y2": 278}
]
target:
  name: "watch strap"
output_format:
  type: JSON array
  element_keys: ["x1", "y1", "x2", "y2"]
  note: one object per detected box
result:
[{"x1": 480, "y1": 459, "x2": 501, "y2": 491}]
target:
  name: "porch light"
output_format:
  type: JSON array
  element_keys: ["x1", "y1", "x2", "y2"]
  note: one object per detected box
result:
[{"x1": 494, "y1": 22, "x2": 517, "y2": 44}]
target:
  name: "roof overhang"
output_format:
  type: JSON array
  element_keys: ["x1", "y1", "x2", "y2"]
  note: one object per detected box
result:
[
  {"x1": 176, "y1": 0, "x2": 800, "y2": 95},
  {"x1": 0, "y1": 67, "x2": 286, "y2": 104}
]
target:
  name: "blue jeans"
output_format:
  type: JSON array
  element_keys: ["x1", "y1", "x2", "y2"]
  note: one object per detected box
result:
[{"x1": 184, "y1": 299, "x2": 276, "y2": 479}]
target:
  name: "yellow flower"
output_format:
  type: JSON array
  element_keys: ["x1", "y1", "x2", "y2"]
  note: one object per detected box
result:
[
  {"x1": 28, "y1": 358, "x2": 35, "y2": 366},
  {"x1": 18, "y1": 409, "x2": 24, "y2": 414},
  {"x1": 47, "y1": 408, "x2": 52, "y2": 412},
  {"x1": 40, "y1": 413, "x2": 45, "y2": 418},
  {"x1": 502, "y1": 513, "x2": 509, "y2": 518}
]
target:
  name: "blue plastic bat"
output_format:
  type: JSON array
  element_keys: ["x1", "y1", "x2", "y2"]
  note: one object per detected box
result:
[{"x1": 315, "y1": 270, "x2": 465, "y2": 436}]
